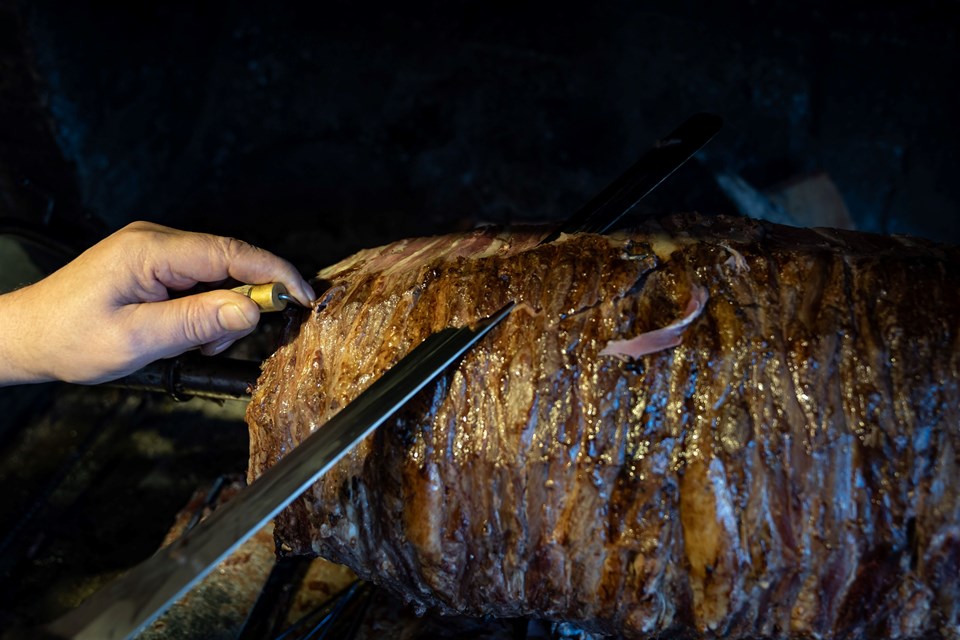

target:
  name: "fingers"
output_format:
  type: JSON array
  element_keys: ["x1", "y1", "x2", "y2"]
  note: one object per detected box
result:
[
  {"x1": 121, "y1": 222, "x2": 316, "y2": 306},
  {"x1": 82, "y1": 222, "x2": 317, "y2": 377},
  {"x1": 1, "y1": 221, "x2": 311, "y2": 386},
  {"x1": 200, "y1": 336, "x2": 239, "y2": 356},
  {"x1": 126, "y1": 290, "x2": 261, "y2": 363},
  {"x1": 187, "y1": 234, "x2": 316, "y2": 306}
]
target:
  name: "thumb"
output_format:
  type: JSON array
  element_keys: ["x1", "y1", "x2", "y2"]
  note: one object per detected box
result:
[{"x1": 133, "y1": 291, "x2": 260, "y2": 361}]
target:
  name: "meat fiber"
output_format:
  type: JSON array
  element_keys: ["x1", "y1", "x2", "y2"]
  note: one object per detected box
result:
[{"x1": 246, "y1": 213, "x2": 960, "y2": 639}]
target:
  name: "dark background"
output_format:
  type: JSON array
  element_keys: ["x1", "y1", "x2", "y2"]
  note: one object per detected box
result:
[{"x1": 1, "y1": 0, "x2": 958, "y2": 276}]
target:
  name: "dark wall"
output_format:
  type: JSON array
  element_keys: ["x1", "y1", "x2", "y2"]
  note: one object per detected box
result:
[{"x1": 8, "y1": 0, "x2": 960, "y2": 271}]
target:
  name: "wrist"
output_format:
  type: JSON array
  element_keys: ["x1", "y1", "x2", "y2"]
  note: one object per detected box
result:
[{"x1": 0, "y1": 287, "x2": 52, "y2": 385}]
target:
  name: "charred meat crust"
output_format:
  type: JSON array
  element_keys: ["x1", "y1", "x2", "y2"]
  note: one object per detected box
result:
[{"x1": 247, "y1": 213, "x2": 960, "y2": 639}]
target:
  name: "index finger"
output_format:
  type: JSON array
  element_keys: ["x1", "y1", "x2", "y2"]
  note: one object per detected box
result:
[{"x1": 135, "y1": 223, "x2": 316, "y2": 306}]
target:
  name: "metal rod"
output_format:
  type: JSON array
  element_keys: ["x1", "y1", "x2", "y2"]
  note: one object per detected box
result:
[{"x1": 107, "y1": 355, "x2": 261, "y2": 401}]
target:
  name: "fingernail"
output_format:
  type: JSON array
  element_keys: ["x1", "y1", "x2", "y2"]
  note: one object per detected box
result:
[
  {"x1": 204, "y1": 337, "x2": 234, "y2": 356},
  {"x1": 219, "y1": 303, "x2": 257, "y2": 331},
  {"x1": 303, "y1": 281, "x2": 317, "y2": 303}
]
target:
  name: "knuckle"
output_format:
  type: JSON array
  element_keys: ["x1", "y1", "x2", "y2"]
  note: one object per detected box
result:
[
  {"x1": 114, "y1": 222, "x2": 161, "y2": 257},
  {"x1": 123, "y1": 220, "x2": 151, "y2": 232},
  {"x1": 220, "y1": 236, "x2": 251, "y2": 258},
  {"x1": 181, "y1": 301, "x2": 215, "y2": 345},
  {"x1": 221, "y1": 235, "x2": 271, "y2": 265},
  {"x1": 119, "y1": 220, "x2": 159, "y2": 238}
]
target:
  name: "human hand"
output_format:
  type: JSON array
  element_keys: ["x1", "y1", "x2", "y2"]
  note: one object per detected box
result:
[{"x1": 0, "y1": 221, "x2": 315, "y2": 385}]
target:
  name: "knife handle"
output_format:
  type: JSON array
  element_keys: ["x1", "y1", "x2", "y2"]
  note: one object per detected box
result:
[{"x1": 230, "y1": 282, "x2": 289, "y2": 312}]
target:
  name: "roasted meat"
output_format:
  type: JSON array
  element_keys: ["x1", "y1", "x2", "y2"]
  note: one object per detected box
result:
[{"x1": 247, "y1": 213, "x2": 960, "y2": 639}]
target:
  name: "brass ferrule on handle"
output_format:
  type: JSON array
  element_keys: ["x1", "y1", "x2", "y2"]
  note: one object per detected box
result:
[{"x1": 231, "y1": 282, "x2": 289, "y2": 312}]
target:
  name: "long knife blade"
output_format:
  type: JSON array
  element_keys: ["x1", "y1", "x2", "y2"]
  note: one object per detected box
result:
[
  {"x1": 538, "y1": 112, "x2": 722, "y2": 245},
  {"x1": 45, "y1": 302, "x2": 515, "y2": 640}
]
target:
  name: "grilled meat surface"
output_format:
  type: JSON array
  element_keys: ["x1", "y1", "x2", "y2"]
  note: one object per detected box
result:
[{"x1": 247, "y1": 213, "x2": 960, "y2": 639}]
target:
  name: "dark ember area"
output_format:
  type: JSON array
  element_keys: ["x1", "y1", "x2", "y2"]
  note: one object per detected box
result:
[{"x1": 0, "y1": 0, "x2": 958, "y2": 634}]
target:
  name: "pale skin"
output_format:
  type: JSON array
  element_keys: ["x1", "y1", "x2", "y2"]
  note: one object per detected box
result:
[{"x1": 0, "y1": 221, "x2": 315, "y2": 386}]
